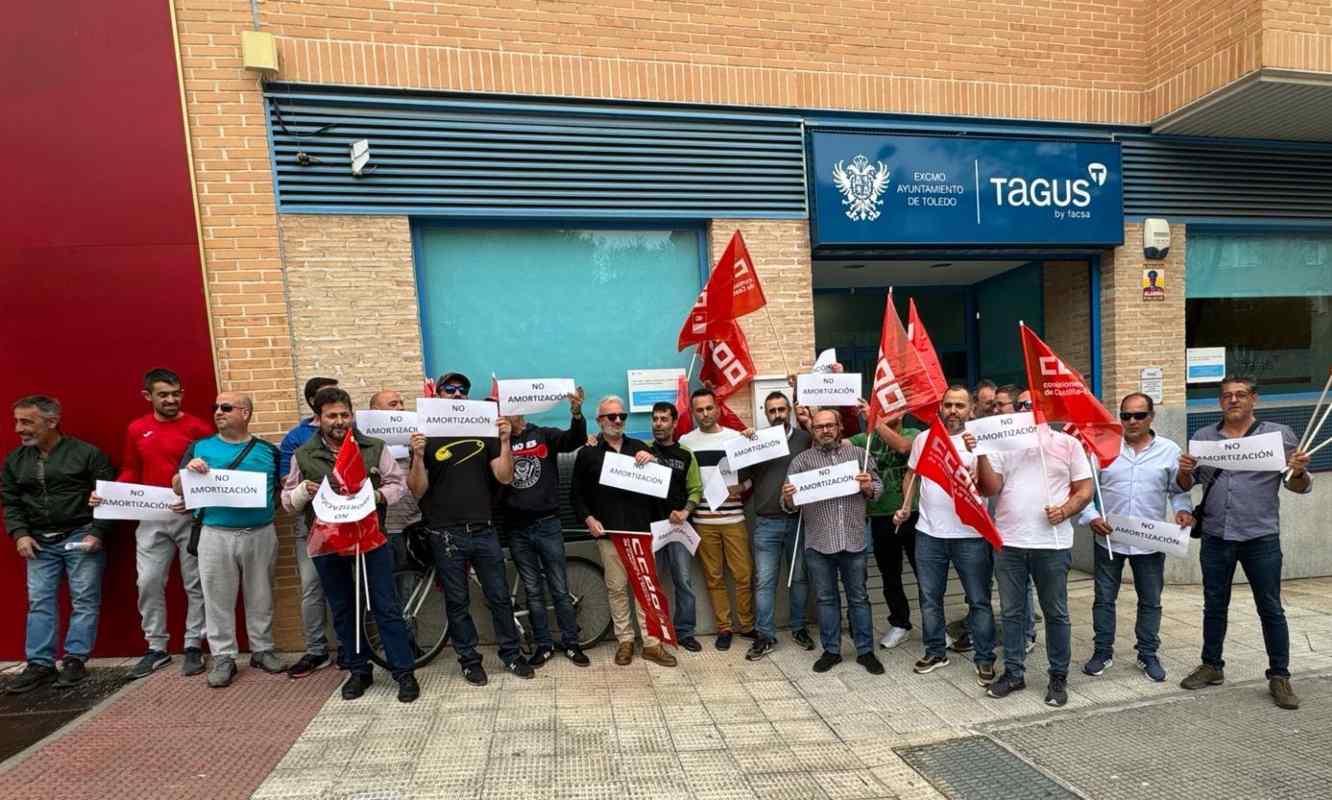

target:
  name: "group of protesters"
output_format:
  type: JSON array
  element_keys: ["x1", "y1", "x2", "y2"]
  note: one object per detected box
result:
[{"x1": 1, "y1": 364, "x2": 1314, "y2": 712}]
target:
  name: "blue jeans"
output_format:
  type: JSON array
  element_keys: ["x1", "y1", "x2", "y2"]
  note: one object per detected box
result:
[
  {"x1": 312, "y1": 542, "x2": 415, "y2": 679},
  {"x1": 752, "y1": 515, "x2": 809, "y2": 641},
  {"x1": 656, "y1": 540, "x2": 697, "y2": 640},
  {"x1": 428, "y1": 525, "x2": 522, "y2": 667},
  {"x1": 1092, "y1": 544, "x2": 1164, "y2": 659},
  {"x1": 995, "y1": 547, "x2": 1071, "y2": 679},
  {"x1": 507, "y1": 516, "x2": 578, "y2": 650},
  {"x1": 916, "y1": 534, "x2": 996, "y2": 665},
  {"x1": 805, "y1": 548, "x2": 873, "y2": 657},
  {"x1": 25, "y1": 527, "x2": 105, "y2": 666},
  {"x1": 1200, "y1": 534, "x2": 1289, "y2": 678}
]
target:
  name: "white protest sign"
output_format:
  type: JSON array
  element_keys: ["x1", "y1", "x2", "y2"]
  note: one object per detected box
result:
[
  {"x1": 1188, "y1": 431, "x2": 1287, "y2": 472},
  {"x1": 702, "y1": 466, "x2": 731, "y2": 512},
  {"x1": 93, "y1": 480, "x2": 181, "y2": 522},
  {"x1": 312, "y1": 478, "x2": 377, "y2": 524},
  {"x1": 496, "y1": 378, "x2": 576, "y2": 416},
  {"x1": 1105, "y1": 514, "x2": 1190, "y2": 558},
  {"x1": 650, "y1": 518, "x2": 700, "y2": 555},
  {"x1": 964, "y1": 412, "x2": 1041, "y2": 455},
  {"x1": 178, "y1": 468, "x2": 268, "y2": 510},
  {"x1": 388, "y1": 445, "x2": 409, "y2": 461},
  {"x1": 598, "y1": 452, "x2": 671, "y2": 499},
  {"x1": 796, "y1": 372, "x2": 862, "y2": 407},
  {"x1": 355, "y1": 410, "x2": 416, "y2": 448},
  {"x1": 789, "y1": 459, "x2": 861, "y2": 506},
  {"x1": 723, "y1": 425, "x2": 790, "y2": 472},
  {"x1": 416, "y1": 398, "x2": 499, "y2": 438},
  {"x1": 813, "y1": 348, "x2": 838, "y2": 373}
]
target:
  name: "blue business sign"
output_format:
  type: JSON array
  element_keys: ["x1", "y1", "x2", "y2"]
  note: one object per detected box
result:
[{"x1": 808, "y1": 131, "x2": 1124, "y2": 248}]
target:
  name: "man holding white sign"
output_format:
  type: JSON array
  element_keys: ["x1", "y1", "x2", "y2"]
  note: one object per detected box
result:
[
  {"x1": 1076, "y1": 393, "x2": 1194, "y2": 684},
  {"x1": 571, "y1": 396, "x2": 677, "y2": 668},
  {"x1": 91, "y1": 367, "x2": 213, "y2": 680},
  {"x1": 172, "y1": 393, "x2": 284, "y2": 689},
  {"x1": 1177, "y1": 376, "x2": 1312, "y2": 710},
  {"x1": 780, "y1": 409, "x2": 883, "y2": 675}
]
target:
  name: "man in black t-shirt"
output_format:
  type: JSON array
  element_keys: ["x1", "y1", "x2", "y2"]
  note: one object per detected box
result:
[{"x1": 407, "y1": 372, "x2": 531, "y2": 686}]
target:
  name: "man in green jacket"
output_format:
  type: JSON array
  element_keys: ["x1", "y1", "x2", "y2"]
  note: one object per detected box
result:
[{"x1": 3, "y1": 395, "x2": 115, "y2": 692}]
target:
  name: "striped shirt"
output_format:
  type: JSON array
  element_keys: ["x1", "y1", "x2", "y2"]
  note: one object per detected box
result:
[
  {"x1": 783, "y1": 442, "x2": 881, "y2": 555},
  {"x1": 679, "y1": 427, "x2": 745, "y2": 525}
]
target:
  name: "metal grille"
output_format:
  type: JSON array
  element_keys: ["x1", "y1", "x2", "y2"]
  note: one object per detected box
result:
[
  {"x1": 895, "y1": 736, "x2": 1081, "y2": 799},
  {"x1": 1187, "y1": 405, "x2": 1330, "y2": 472},
  {"x1": 264, "y1": 86, "x2": 806, "y2": 218},
  {"x1": 1121, "y1": 136, "x2": 1332, "y2": 220}
]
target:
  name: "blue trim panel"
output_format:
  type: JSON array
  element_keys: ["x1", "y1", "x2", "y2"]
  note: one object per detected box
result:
[{"x1": 1089, "y1": 254, "x2": 1102, "y2": 399}]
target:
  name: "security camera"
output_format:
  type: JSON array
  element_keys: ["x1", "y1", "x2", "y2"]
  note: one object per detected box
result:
[{"x1": 350, "y1": 139, "x2": 373, "y2": 177}]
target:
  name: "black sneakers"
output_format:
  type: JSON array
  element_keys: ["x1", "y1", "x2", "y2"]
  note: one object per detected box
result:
[
  {"x1": 505, "y1": 658, "x2": 535, "y2": 679},
  {"x1": 5, "y1": 662, "x2": 57, "y2": 694},
  {"x1": 986, "y1": 672, "x2": 1026, "y2": 699},
  {"x1": 528, "y1": 647, "x2": 554, "y2": 668},
  {"x1": 181, "y1": 647, "x2": 207, "y2": 677},
  {"x1": 341, "y1": 671, "x2": 373, "y2": 700},
  {"x1": 913, "y1": 655, "x2": 950, "y2": 674},
  {"x1": 812, "y1": 651, "x2": 842, "y2": 673},
  {"x1": 856, "y1": 652, "x2": 885, "y2": 675},
  {"x1": 791, "y1": 629, "x2": 816, "y2": 651},
  {"x1": 129, "y1": 650, "x2": 171, "y2": 680},
  {"x1": 1045, "y1": 674, "x2": 1069, "y2": 707},
  {"x1": 54, "y1": 657, "x2": 88, "y2": 688},
  {"x1": 397, "y1": 673, "x2": 421, "y2": 704},
  {"x1": 744, "y1": 638, "x2": 775, "y2": 661},
  {"x1": 679, "y1": 637, "x2": 702, "y2": 653},
  {"x1": 462, "y1": 663, "x2": 489, "y2": 686},
  {"x1": 715, "y1": 631, "x2": 733, "y2": 651},
  {"x1": 562, "y1": 645, "x2": 591, "y2": 666},
  {"x1": 287, "y1": 652, "x2": 331, "y2": 679}
]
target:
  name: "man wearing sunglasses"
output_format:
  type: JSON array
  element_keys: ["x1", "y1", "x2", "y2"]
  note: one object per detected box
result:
[
  {"x1": 1177, "y1": 375, "x2": 1312, "y2": 710},
  {"x1": 1078, "y1": 393, "x2": 1193, "y2": 684},
  {"x1": 408, "y1": 372, "x2": 531, "y2": 686},
  {"x1": 572, "y1": 396, "x2": 677, "y2": 668},
  {"x1": 173, "y1": 393, "x2": 284, "y2": 688}
]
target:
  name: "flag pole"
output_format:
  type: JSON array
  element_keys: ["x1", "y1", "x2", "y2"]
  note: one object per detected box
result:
[
  {"x1": 761, "y1": 305, "x2": 792, "y2": 377},
  {"x1": 362, "y1": 543, "x2": 373, "y2": 613},
  {"x1": 354, "y1": 541, "x2": 362, "y2": 653},
  {"x1": 1088, "y1": 449, "x2": 1112, "y2": 559},
  {"x1": 1293, "y1": 369, "x2": 1332, "y2": 454},
  {"x1": 1020, "y1": 319, "x2": 1057, "y2": 537},
  {"x1": 1285, "y1": 382, "x2": 1332, "y2": 480},
  {"x1": 787, "y1": 511, "x2": 803, "y2": 589},
  {"x1": 895, "y1": 471, "x2": 917, "y2": 534},
  {"x1": 1303, "y1": 431, "x2": 1332, "y2": 458},
  {"x1": 685, "y1": 349, "x2": 699, "y2": 382}
]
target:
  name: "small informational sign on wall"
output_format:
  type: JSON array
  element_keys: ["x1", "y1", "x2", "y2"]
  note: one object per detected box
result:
[
  {"x1": 1186, "y1": 347, "x2": 1226, "y2": 384},
  {"x1": 1139, "y1": 368, "x2": 1164, "y2": 403},
  {"x1": 627, "y1": 369, "x2": 685, "y2": 413}
]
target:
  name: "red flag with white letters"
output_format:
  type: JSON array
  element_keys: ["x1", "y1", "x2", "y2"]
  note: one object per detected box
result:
[
  {"x1": 908, "y1": 299, "x2": 949, "y2": 406},
  {"x1": 308, "y1": 434, "x2": 388, "y2": 557},
  {"x1": 1019, "y1": 324, "x2": 1122, "y2": 468},
  {"x1": 609, "y1": 532, "x2": 677, "y2": 646},
  {"x1": 914, "y1": 418, "x2": 1003, "y2": 550},
  {"x1": 698, "y1": 322, "x2": 756, "y2": 401},
  {"x1": 868, "y1": 290, "x2": 941, "y2": 429},
  {"x1": 677, "y1": 230, "x2": 767, "y2": 350}
]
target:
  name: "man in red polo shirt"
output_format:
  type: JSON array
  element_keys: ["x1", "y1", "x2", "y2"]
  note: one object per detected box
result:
[{"x1": 95, "y1": 368, "x2": 213, "y2": 679}]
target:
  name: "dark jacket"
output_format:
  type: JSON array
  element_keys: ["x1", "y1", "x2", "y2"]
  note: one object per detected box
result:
[
  {"x1": 740, "y1": 426, "x2": 812, "y2": 517},
  {"x1": 503, "y1": 418, "x2": 587, "y2": 523},
  {"x1": 2, "y1": 436, "x2": 116, "y2": 541},
  {"x1": 293, "y1": 431, "x2": 388, "y2": 528},
  {"x1": 645, "y1": 439, "x2": 699, "y2": 517},
  {"x1": 570, "y1": 435, "x2": 656, "y2": 532}
]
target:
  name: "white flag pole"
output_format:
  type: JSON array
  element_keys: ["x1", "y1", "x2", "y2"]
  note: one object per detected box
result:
[
  {"x1": 762, "y1": 305, "x2": 793, "y2": 378},
  {"x1": 362, "y1": 544, "x2": 373, "y2": 614},
  {"x1": 1303, "y1": 432, "x2": 1332, "y2": 458},
  {"x1": 685, "y1": 349, "x2": 699, "y2": 382},
  {"x1": 1293, "y1": 369, "x2": 1332, "y2": 453},
  {"x1": 1088, "y1": 449, "x2": 1113, "y2": 559},
  {"x1": 354, "y1": 542, "x2": 362, "y2": 653},
  {"x1": 1285, "y1": 394, "x2": 1332, "y2": 480},
  {"x1": 787, "y1": 512, "x2": 803, "y2": 589}
]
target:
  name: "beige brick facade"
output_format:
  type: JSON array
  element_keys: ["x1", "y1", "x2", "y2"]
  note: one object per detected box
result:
[
  {"x1": 1100, "y1": 222, "x2": 1188, "y2": 406},
  {"x1": 1042, "y1": 261, "x2": 1093, "y2": 380}
]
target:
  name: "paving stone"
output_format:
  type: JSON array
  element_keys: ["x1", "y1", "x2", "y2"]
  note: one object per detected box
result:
[{"x1": 746, "y1": 771, "x2": 831, "y2": 799}]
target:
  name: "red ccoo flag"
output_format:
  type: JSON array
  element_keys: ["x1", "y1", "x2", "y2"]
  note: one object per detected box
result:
[
  {"x1": 610, "y1": 532, "x2": 677, "y2": 646},
  {"x1": 914, "y1": 418, "x2": 1003, "y2": 550},
  {"x1": 310, "y1": 432, "x2": 388, "y2": 557},
  {"x1": 677, "y1": 230, "x2": 767, "y2": 350},
  {"x1": 908, "y1": 298, "x2": 948, "y2": 407},
  {"x1": 699, "y1": 321, "x2": 756, "y2": 401},
  {"x1": 673, "y1": 373, "x2": 694, "y2": 439},
  {"x1": 868, "y1": 290, "x2": 942, "y2": 429},
  {"x1": 1019, "y1": 324, "x2": 1122, "y2": 468}
]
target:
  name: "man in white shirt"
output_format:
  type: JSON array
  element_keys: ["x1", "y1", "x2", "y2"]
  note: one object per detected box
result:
[
  {"x1": 975, "y1": 417, "x2": 1094, "y2": 707},
  {"x1": 895, "y1": 386, "x2": 997, "y2": 686},
  {"x1": 1078, "y1": 393, "x2": 1194, "y2": 683}
]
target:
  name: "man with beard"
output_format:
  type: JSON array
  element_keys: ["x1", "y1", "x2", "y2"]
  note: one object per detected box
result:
[
  {"x1": 281, "y1": 387, "x2": 418, "y2": 702},
  {"x1": 501, "y1": 387, "x2": 590, "y2": 667}
]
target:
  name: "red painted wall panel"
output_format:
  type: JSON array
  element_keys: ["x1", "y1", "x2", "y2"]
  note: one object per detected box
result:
[{"x1": 0, "y1": 2, "x2": 218, "y2": 658}]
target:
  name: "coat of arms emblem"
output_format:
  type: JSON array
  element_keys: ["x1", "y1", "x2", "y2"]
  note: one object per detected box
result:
[{"x1": 831, "y1": 155, "x2": 890, "y2": 222}]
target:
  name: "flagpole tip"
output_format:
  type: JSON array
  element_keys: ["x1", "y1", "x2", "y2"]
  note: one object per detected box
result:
[{"x1": 1018, "y1": 319, "x2": 1025, "y2": 327}]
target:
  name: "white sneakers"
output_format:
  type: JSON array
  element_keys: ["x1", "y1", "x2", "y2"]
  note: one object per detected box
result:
[{"x1": 879, "y1": 625, "x2": 911, "y2": 650}]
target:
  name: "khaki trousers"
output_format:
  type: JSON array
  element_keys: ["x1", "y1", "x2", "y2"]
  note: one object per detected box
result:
[
  {"x1": 696, "y1": 521, "x2": 755, "y2": 632},
  {"x1": 597, "y1": 538, "x2": 660, "y2": 648}
]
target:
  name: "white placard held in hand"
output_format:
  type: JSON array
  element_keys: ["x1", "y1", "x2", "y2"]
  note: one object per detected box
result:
[
  {"x1": 416, "y1": 398, "x2": 499, "y2": 438},
  {"x1": 1105, "y1": 514, "x2": 1190, "y2": 558},
  {"x1": 723, "y1": 425, "x2": 790, "y2": 472},
  {"x1": 355, "y1": 410, "x2": 416, "y2": 448},
  {"x1": 964, "y1": 412, "x2": 1041, "y2": 455},
  {"x1": 496, "y1": 378, "x2": 576, "y2": 416},
  {"x1": 1188, "y1": 431, "x2": 1287, "y2": 472},
  {"x1": 796, "y1": 372, "x2": 862, "y2": 407},
  {"x1": 312, "y1": 478, "x2": 378, "y2": 524},
  {"x1": 93, "y1": 480, "x2": 181, "y2": 522},
  {"x1": 789, "y1": 459, "x2": 862, "y2": 506},
  {"x1": 702, "y1": 466, "x2": 731, "y2": 512},
  {"x1": 178, "y1": 468, "x2": 268, "y2": 510},
  {"x1": 598, "y1": 451, "x2": 671, "y2": 499},
  {"x1": 813, "y1": 348, "x2": 838, "y2": 373},
  {"x1": 650, "y1": 518, "x2": 701, "y2": 555}
]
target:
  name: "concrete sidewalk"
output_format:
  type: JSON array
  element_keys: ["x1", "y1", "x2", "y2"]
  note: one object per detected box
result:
[{"x1": 5, "y1": 575, "x2": 1332, "y2": 799}]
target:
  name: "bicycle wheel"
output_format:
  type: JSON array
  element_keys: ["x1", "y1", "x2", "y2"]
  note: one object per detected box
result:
[
  {"x1": 566, "y1": 556, "x2": 612, "y2": 649},
  {"x1": 365, "y1": 566, "x2": 450, "y2": 670}
]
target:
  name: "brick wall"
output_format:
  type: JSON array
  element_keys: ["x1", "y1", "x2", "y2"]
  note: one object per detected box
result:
[
  {"x1": 708, "y1": 219, "x2": 815, "y2": 426},
  {"x1": 1144, "y1": 0, "x2": 1263, "y2": 121},
  {"x1": 1100, "y1": 222, "x2": 1187, "y2": 405},
  {"x1": 1264, "y1": 0, "x2": 1332, "y2": 72},
  {"x1": 278, "y1": 215, "x2": 425, "y2": 409},
  {"x1": 1043, "y1": 261, "x2": 1092, "y2": 379}
]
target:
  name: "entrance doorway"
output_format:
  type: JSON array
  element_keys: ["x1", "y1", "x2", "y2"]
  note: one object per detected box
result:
[{"x1": 813, "y1": 258, "x2": 1089, "y2": 393}]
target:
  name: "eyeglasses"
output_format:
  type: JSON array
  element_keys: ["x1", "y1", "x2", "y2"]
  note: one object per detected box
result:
[
  {"x1": 1014, "y1": 401, "x2": 1033, "y2": 411},
  {"x1": 1221, "y1": 392, "x2": 1252, "y2": 402},
  {"x1": 212, "y1": 403, "x2": 237, "y2": 413},
  {"x1": 599, "y1": 413, "x2": 628, "y2": 423},
  {"x1": 439, "y1": 384, "x2": 467, "y2": 394},
  {"x1": 812, "y1": 422, "x2": 839, "y2": 431},
  {"x1": 1119, "y1": 411, "x2": 1151, "y2": 421}
]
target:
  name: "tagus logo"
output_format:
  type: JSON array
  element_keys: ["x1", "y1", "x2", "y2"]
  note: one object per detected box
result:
[{"x1": 988, "y1": 162, "x2": 1108, "y2": 209}]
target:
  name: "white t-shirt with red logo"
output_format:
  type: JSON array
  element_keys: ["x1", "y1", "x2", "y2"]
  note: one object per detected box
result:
[
  {"x1": 987, "y1": 426, "x2": 1092, "y2": 550},
  {"x1": 908, "y1": 430, "x2": 980, "y2": 540}
]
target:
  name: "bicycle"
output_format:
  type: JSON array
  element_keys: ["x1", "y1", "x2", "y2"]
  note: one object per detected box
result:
[{"x1": 364, "y1": 523, "x2": 613, "y2": 669}]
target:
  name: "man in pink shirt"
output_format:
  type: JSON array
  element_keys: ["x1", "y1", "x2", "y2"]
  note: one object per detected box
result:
[{"x1": 93, "y1": 368, "x2": 213, "y2": 679}]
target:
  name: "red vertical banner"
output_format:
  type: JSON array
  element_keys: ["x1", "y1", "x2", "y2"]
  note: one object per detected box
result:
[
  {"x1": 699, "y1": 321, "x2": 756, "y2": 401},
  {"x1": 908, "y1": 298, "x2": 948, "y2": 400},
  {"x1": 1019, "y1": 324, "x2": 1122, "y2": 468},
  {"x1": 868, "y1": 291, "x2": 941, "y2": 428},
  {"x1": 609, "y1": 532, "x2": 677, "y2": 646},
  {"x1": 677, "y1": 230, "x2": 768, "y2": 350}
]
